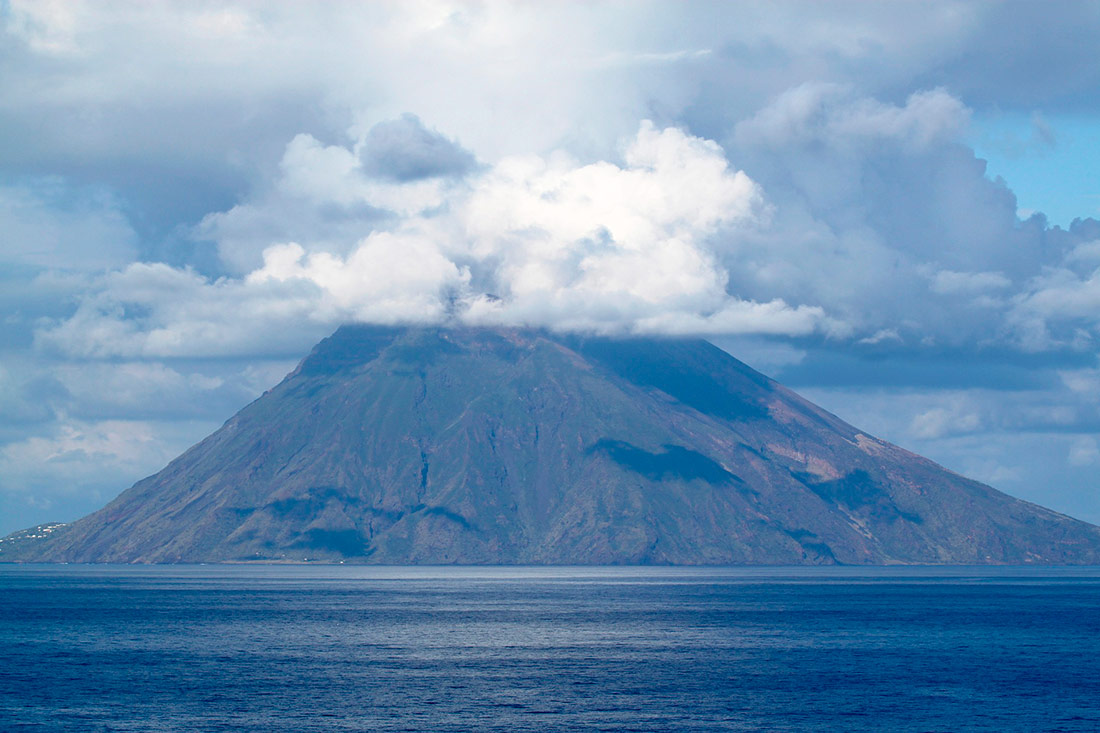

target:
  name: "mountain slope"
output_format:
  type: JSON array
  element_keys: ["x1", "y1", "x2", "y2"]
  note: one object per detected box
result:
[{"x1": 5, "y1": 325, "x2": 1100, "y2": 564}]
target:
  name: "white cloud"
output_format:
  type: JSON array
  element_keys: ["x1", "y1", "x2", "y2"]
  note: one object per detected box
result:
[
  {"x1": 1015, "y1": 267, "x2": 1100, "y2": 321},
  {"x1": 1060, "y1": 367, "x2": 1100, "y2": 401},
  {"x1": 1007, "y1": 265, "x2": 1100, "y2": 349},
  {"x1": 18, "y1": 83, "x2": 1100, "y2": 368},
  {"x1": 714, "y1": 83, "x2": 1100, "y2": 354},
  {"x1": 1069, "y1": 436, "x2": 1100, "y2": 467},
  {"x1": 930, "y1": 269, "x2": 1012, "y2": 295},
  {"x1": 961, "y1": 459, "x2": 1022, "y2": 488},
  {"x1": 454, "y1": 123, "x2": 767, "y2": 316},
  {"x1": 4, "y1": 0, "x2": 81, "y2": 54},
  {"x1": 33, "y1": 86, "x2": 1100, "y2": 361},
  {"x1": 249, "y1": 236, "x2": 470, "y2": 325},
  {"x1": 4, "y1": 419, "x2": 160, "y2": 467},
  {"x1": 278, "y1": 134, "x2": 366, "y2": 207},
  {"x1": 35, "y1": 262, "x2": 333, "y2": 359},
  {"x1": 1066, "y1": 239, "x2": 1100, "y2": 265},
  {"x1": 0, "y1": 417, "x2": 194, "y2": 503},
  {"x1": 7, "y1": 0, "x2": 1100, "y2": 531},
  {"x1": 0, "y1": 415, "x2": 217, "y2": 527},
  {"x1": 631, "y1": 300, "x2": 831, "y2": 337},
  {"x1": 858, "y1": 328, "x2": 902, "y2": 345},
  {"x1": 40, "y1": 122, "x2": 837, "y2": 357},
  {"x1": 910, "y1": 405, "x2": 982, "y2": 440},
  {"x1": 734, "y1": 84, "x2": 969, "y2": 151}
]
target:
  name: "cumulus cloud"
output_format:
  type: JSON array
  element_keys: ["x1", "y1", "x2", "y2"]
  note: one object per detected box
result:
[
  {"x1": 36, "y1": 89, "x2": 1100, "y2": 362},
  {"x1": 40, "y1": 122, "x2": 838, "y2": 357},
  {"x1": 8, "y1": 1, "x2": 1100, "y2": 530},
  {"x1": 1009, "y1": 265, "x2": 1100, "y2": 350},
  {"x1": 1003, "y1": 224, "x2": 1100, "y2": 350},
  {"x1": 452, "y1": 122, "x2": 776, "y2": 330},
  {"x1": 249, "y1": 237, "x2": 469, "y2": 325},
  {"x1": 734, "y1": 84, "x2": 970, "y2": 151},
  {"x1": 35, "y1": 263, "x2": 333, "y2": 359},
  {"x1": 17, "y1": 84, "x2": 1100, "y2": 373},
  {"x1": 714, "y1": 83, "x2": 1100, "y2": 356},
  {"x1": 360, "y1": 114, "x2": 477, "y2": 181}
]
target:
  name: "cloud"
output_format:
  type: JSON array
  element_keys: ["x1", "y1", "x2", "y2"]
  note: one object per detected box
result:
[
  {"x1": 0, "y1": 415, "x2": 212, "y2": 527},
  {"x1": 929, "y1": 269, "x2": 1012, "y2": 295},
  {"x1": 1007, "y1": 256, "x2": 1100, "y2": 351},
  {"x1": 857, "y1": 329, "x2": 902, "y2": 346},
  {"x1": 17, "y1": 81, "x2": 1100, "y2": 373},
  {"x1": 0, "y1": 179, "x2": 138, "y2": 271},
  {"x1": 1065, "y1": 238, "x2": 1100, "y2": 265},
  {"x1": 360, "y1": 114, "x2": 477, "y2": 181},
  {"x1": 0, "y1": 361, "x2": 63, "y2": 429},
  {"x1": 453, "y1": 122, "x2": 770, "y2": 325},
  {"x1": 249, "y1": 237, "x2": 470, "y2": 325},
  {"x1": 911, "y1": 405, "x2": 983, "y2": 440},
  {"x1": 35, "y1": 262, "x2": 334, "y2": 359},
  {"x1": 1069, "y1": 436, "x2": 1100, "y2": 467},
  {"x1": 49, "y1": 361, "x2": 274, "y2": 421},
  {"x1": 40, "y1": 122, "x2": 836, "y2": 357},
  {"x1": 8, "y1": 2, "x2": 1100, "y2": 531},
  {"x1": 1016, "y1": 268, "x2": 1100, "y2": 323},
  {"x1": 277, "y1": 133, "x2": 367, "y2": 207},
  {"x1": 1, "y1": 419, "x2": 162, "y2": 471},
  {"x1": 35, "y1": 87, "x2": 1100, "y2": 363},
  {"x1": 734, "y1": 84, "x2": 970, "y2": 151},
  {"x1": 13, "y1": 0, "x2": 1097, "y2": 244},
  {"x1": 717, "y1": 83, "x2": 1100, "y2": 357},
  {"x1": 1060, "y1": 367, "x2": 1100, "y2": 401},
  {"x1": 200, "y1": 125, "x2": 470, "y2": 273}
]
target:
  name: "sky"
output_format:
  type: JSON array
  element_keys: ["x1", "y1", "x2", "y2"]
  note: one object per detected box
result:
[{"x1": 2, "y1": 0, "x2": 1100, "y2": 535}]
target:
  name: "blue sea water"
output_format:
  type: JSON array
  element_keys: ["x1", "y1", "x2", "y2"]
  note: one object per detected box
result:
[{"x1": 1, "y1": 566, "x2": 1099, "y2": 732}]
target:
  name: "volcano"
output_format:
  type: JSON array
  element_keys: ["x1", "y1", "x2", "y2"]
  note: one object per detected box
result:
[{"x1": 4, "y1": 325, "x2": 1100, "y2": 564}]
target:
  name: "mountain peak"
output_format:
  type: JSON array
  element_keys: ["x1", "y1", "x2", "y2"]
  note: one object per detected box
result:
[{"x1": 5, "y1": 325, "x2": 1100, "y2": 565}]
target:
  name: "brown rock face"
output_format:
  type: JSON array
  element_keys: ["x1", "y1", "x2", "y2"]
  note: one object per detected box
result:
[{"x1": 5, "y1": 325, "x2": 1100, "y2": 564}]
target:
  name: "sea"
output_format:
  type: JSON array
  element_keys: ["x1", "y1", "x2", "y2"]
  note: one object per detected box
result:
[{"x1": 1, "y1": 565, "x2": 1098, "y2": 732}]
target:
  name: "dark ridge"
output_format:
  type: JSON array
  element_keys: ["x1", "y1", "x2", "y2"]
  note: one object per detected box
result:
[
  {"x1": 571, "y1": 336, "x2": 769, "y2": 421},
  {"x1": 263, "y1": 488, "x2": 361, "y2": 520},
  {"x1": 799, "y1": 540, "x2": 837, "y2": 561},
  {"x1": 419, "y1": 506, "x2": 478, "y2": 531},
  {"x1": 296, "y1": 324, "x2": 403, "y2": 377},
  {"x1": 778, "y1": 524, "x2": 836, "y2": 561},
  {"x1": 295, "y1": 528, "x2": 368, "y2": 557},
  {"x1": 798, "y1": 470, "x2": 924, "y2": 524},
  {"x1": 590, "y1": 439, "x2": 738, "y2": 485}
]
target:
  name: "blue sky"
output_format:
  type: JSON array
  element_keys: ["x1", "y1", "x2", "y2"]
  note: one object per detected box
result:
[
  {"x1": 1, "y1": 0, "x2": 1099, "y2": 534},
  {"x1": 972, "y1": 113, "x2": 1100, "y2": 225}
]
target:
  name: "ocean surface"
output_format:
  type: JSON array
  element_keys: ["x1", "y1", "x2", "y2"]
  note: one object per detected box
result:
[{"x1": 1, "y1": 565, "x2": 1099, "y2": 732}]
